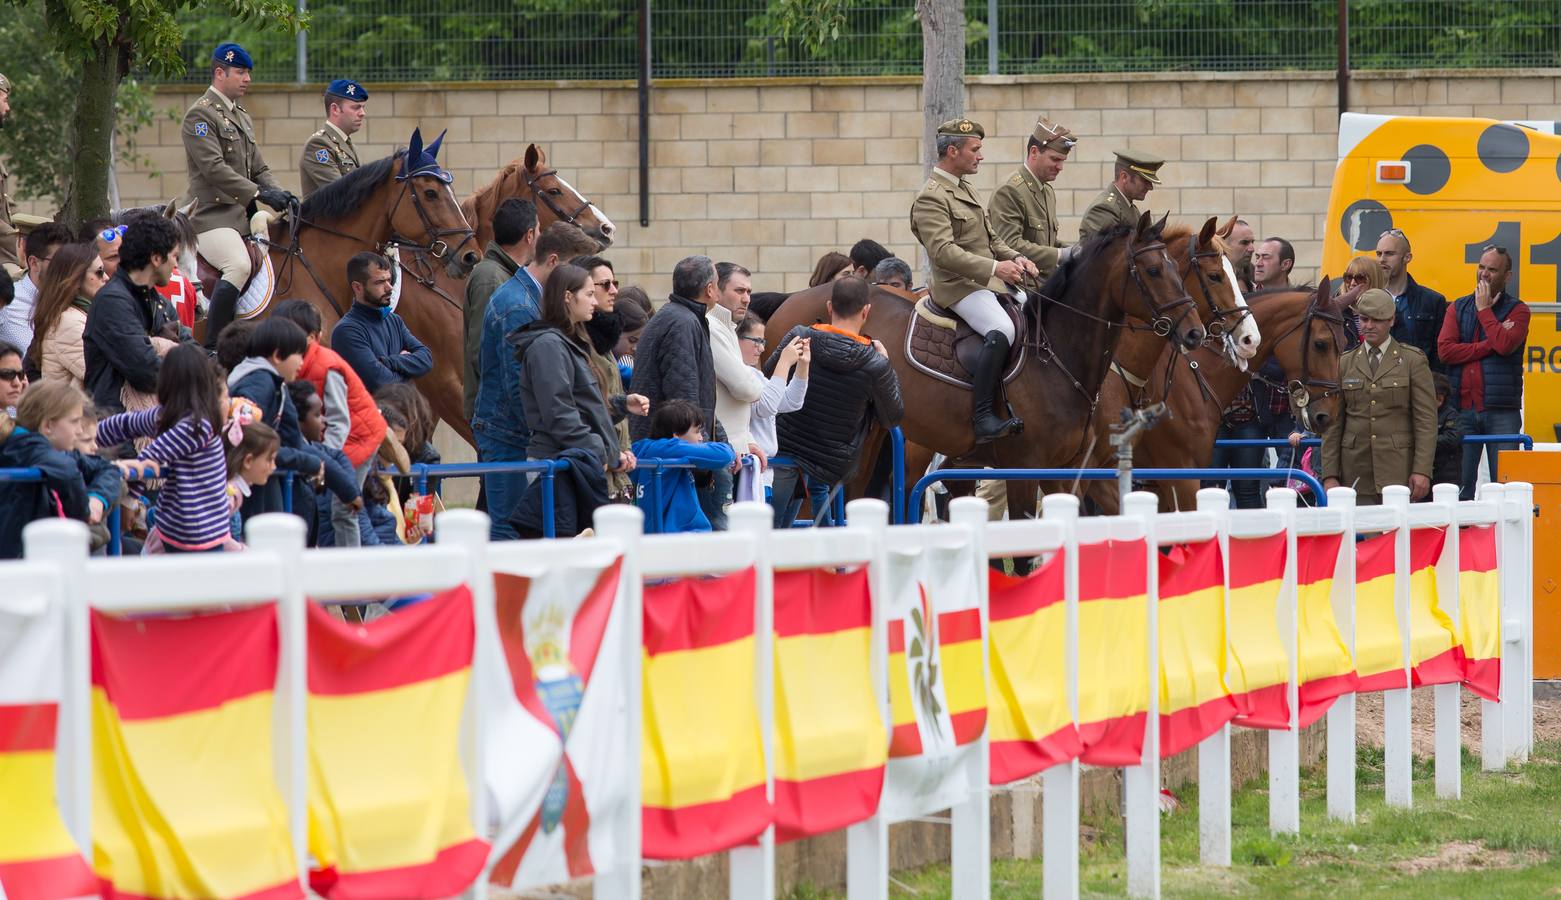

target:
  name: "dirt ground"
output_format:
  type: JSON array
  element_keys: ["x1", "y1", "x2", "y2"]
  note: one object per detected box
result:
[{"x1": 1352, "y1": 687, "x2": 1561, "y2": 757}]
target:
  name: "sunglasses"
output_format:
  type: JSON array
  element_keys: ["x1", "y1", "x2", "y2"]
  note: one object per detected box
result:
[
  {"x1": 738, "y1": 335, "x2": 766, "y2": 347},
  {"x1": 0, "y1": 368, "x2": 24, "y2": 383},
  {"x1": 99, "y1": 224, "x2": 127, "y2": 242},
  {"x1": 1342, "y1": 273, "x2": 1369, "y2": 283},
  {"x1": 594, "y1": 278, "x2": 618, "y2": 290},
  {"x1": 91, "y1": 267, "x2": 107, "y2": 277}
]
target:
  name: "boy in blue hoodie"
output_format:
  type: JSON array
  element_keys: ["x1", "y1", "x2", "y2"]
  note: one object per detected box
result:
[
  {"x1": 630, "y1": 399, "x2": 736, "y2": 534},
  {"x1": 227, "y1": 317, "x2": 330, "y2": 520}
]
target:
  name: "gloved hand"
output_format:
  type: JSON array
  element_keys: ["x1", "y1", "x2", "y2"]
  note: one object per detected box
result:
[{"x1": 256, "y1": 188, "x2": 297, "y2": 211}]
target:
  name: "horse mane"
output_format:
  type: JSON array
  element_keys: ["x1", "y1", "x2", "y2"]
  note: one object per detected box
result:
[
  {"x1": 1245, "y1": 282, "x2": 1317, "y2": 303},
  {"x1": 468, "y1": 161, "x2": 521, "y2": 224},
  {"x1": 1035, "y1": 223, "x2": 1130, "y2": 309},
  {"x1": 300, "y1": 151, "x2": 402, "y2": 221}
]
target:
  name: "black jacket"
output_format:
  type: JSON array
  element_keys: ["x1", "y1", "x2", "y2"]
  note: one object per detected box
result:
[
  {"x1": 628, "y1": 293, "x2": 723, "y2": 444},
  {"x1": 1433, "y1": 401, "x2": 1464, "y2": 487},
  {"x1": 1390, "y1": 273, "x2": 1449, "y2": 375},
  {"x1": 509, "y1": 322, "x2": 623, "y2": 465},
  {"x1": 514, "y1": 446, "x2": 611, "y2": 538},
  {"x1": 769, "y1": 325, "x2": 903, "y2": 485},
  {"x1": 0, "y1": 429, "x2": 91, "y2": 559},
  {"x1": 82, "y1": 269, "x2": 186, "y2": 413}
]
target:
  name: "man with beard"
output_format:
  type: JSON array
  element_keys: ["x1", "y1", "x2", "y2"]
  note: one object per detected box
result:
[{"x1": 330, "y1": 250, "x2": 432, "y2": 394}]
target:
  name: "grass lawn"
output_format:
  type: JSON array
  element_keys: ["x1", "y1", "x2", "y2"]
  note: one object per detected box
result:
[{"x1": 795, "y1": 742, "x2": 1561, "y2": 898}]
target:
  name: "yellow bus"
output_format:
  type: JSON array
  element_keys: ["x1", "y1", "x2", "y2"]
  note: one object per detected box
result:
[{"x1": 1320, "y1": 112, "x2": 1561, "y2": 441}]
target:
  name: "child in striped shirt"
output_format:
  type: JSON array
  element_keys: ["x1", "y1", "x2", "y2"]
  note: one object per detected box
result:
[{"x1": 96, "y1": 344, "x2": 232, "y2": 554}]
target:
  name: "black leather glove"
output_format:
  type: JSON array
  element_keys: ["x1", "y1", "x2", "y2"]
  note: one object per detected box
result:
[{"x1": 256, "y1": 188, "x2": 296, "y2": 211}]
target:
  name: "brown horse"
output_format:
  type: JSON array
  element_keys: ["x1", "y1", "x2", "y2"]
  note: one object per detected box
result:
[
  {"x1": 1085, "y1": 280, "x2": 1357, "y2": 513},
  {"x1": 765, "y1": 212, "x2": 1204, "y2": 521},
  {"x1": 393, "y1": 145, "x2": 616, "y2": 443}
]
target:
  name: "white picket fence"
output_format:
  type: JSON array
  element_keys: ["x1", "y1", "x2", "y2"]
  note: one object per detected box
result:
[{"x1": 3, "y1": 479, "x2": 1534, "y2": 900}]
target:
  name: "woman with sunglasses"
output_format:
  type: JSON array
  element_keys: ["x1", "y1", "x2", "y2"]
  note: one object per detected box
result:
[
  {"x1": 1334, "y1": 255, "x2": 1382, "y2": 347},
  {"x1": 30, "y1": 242, "x2": 110, "y2": 391}
]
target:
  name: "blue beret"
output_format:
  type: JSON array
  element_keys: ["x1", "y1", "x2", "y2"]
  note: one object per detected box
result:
[
  {"x1": 326, "y1": 79, "x2": 368, "y2": 101},
  {"x1": 212, "y1": 43, "x2": 253, "y2": 69}
]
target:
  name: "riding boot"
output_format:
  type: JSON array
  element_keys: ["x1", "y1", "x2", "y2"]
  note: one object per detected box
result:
[
  {"x1": 204, "y1": 281, "x2": 241, "y2": 351},
  {"x1": 972, "y1": 330, "x2": 1023, "y2": 443}
]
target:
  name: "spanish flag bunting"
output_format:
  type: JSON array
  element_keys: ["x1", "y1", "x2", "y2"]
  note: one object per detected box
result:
[
  {"x1": 1354, "y1": 531, "x2": 1408, "y2": 693},
  {"x1": 1406, "y1": 528, "x2": 1463, "y2": 687},
  {"x1": 887, "y1": 586, "x2": 985, "y2": 758},
  {"x1": 771, "y1": 567, "x2": 886, "y2": 842},
  {"x1": 987, "y1": 550, "x2": 1082, "y2": 784},
  {"x1": 306, "y1": 586, "x2": 488, "y2": 899},
  {"x1": 641, "y1": 569, "x2": 770, "y2": 860},
  {"x1": 1294, "y1": 533, "x2": 1357, "y2": 728},
  {"x1": 0, "y1": 597, "x2": 96, "y2": 900},
  {"x1": 1076, "y1": 539, "x2": 1149, "y2": 767},
  {"x1": 1226, "y1": 534, "x2": 1291, "y2": 729},
  {"x1": 886, "y1": 596, "x2": 923, "y2": 758},
  {"x1": 1157, "y1": 540, "x2": 1238, "y2": 758},
  {"x1": 1458, "y1": 525, "x2": 1501, "y2": 702},
  {"x1": 488, "y1": 560, "x2": 632, "y2": 890},
  {"x1": 91, "y1": 604, "x2": 302, "y2": 900},
  {"x1": 939, "y1": 604, "x2": 987, "y2": 747}
]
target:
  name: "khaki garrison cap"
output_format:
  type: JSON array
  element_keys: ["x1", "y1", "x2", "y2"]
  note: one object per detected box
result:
[
  {"x1": 1355, "y1": 287, "x2": 1395, "y2": 321},
  {"x1": 1033, "y1": 116, "x2": 1076, "y2": 154},
  {"x1": 936, "y1": 118, "x2": 985, "y2": 139},
  {"x1": 1114, "y1": 149, "x2": 1164, "y2": 184}
]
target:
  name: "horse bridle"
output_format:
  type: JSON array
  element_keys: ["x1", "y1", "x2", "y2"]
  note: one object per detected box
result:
[
  {"x1": 523, "y1": 166, "x2": 594, "y2": 227},
  {"x1": 1124, "y1": 239, "x2": 1199, "y2": 338},
  {"x1": 1250, "y1": 289, "x2": 1346, "y2": 429},
  {"x1": 384, "y1": 177, "x2": 477, "y2": 263},
  {"x1": 1187, "y1": 239, "x2": 1251, "y2": 339}
]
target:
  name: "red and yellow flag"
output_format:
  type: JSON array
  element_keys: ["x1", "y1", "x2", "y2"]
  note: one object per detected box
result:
[
  {"x1": 1354, "y1": 532, "x2": 1407, "y2": 693},
  {"x1": 887, "y1": 588, "x2": 986, "y2": 757},
  {"x1": 987, "y1": 551, "x2": 1082, "y2": 783},
  {"x1": 1157, "y1": 540, "x2": 1238, "y2": 757},
  {"x1": 91, "y1": 605, "x2": 302, "y2": 900},
  {"x1": 0, "y1": 703, "x2": 96, "y2": 900},
  {"x1": 1459, "y1": 525, "x2": 1502, "y2": 701},
  {"x1": 771, "y1": 567, "x2": 885, "y2": 842},
  {"x1": 641, "y1": 569, "x2": 770, "y2": 859},
  {"x1": 306, "y1": 587, "x2": 488, "y2": 899},
  {"x1": 1406, "y1": 528, "x2": 1462, "y2": 687},
  {"x1": 1295, "y1": 533, "x2": 1357, "y2": 727},
  {"x1": 1077, "y1": 539, "x2": 1149, "y2": 767},
  {"x1": 1227, "y1": 534, "x2": 1291, "y2": 729}
]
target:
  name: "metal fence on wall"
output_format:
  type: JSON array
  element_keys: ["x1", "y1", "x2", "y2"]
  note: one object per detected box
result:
[{"x1": 161, "y1": 0, "x2": 1560, "y2": 84}]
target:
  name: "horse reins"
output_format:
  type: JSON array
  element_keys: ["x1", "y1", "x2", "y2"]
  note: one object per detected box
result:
[{"x1": 1247, "y1": 289, "x2": 1346, "y2": 431}]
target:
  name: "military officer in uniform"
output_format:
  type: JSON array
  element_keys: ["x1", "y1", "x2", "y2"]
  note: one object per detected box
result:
[
  {"x1": 910, "y1": 117, "x2": 1039, "y2": 443},
  {"x1": 989, "y1": 115, "x2": 1078, "y2": 278},
  {"x1": 1321, "y1": 288, "x2": 1438, "y2": 505},
  {"x1": 1078, "y1": 150, "x2": 1163, "y2": 243},
  {"x1": 299, "y1": 79, "x2": 368, "y2": 198},
  {"x1": 0, "y1": 73, "x2": 19, "y2": 279},
  {"x1": 182, "y1": 42, "x2": 296, "y2": 349}
]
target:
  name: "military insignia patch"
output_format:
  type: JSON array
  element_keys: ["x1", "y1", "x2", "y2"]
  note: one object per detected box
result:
[
  {"x1": 316, "y1": 148, "x2": 330, "y2": 163},
  {"x1": 194, "y1": 122, "x2": 208, "y2": 137}
]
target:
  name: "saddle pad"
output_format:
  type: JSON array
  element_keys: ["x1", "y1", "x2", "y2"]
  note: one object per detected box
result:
[
  {"x1": 235, "y1": 251, "x2": 277, "y2": 320},
  {"x1": 904, "y1": 298, "x2": 1026, "y2": 390}
]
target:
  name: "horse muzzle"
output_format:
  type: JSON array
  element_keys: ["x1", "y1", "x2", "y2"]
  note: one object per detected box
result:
[
  {"x1": 590, "y1": 221, "x2": 615, "y2": 248},
  {"x1": 447, "y1": 250, "x2": 480, "y2": 278},
  {"x1": 1178, "y1": 325, "x2": 1206, "y2": 351}
]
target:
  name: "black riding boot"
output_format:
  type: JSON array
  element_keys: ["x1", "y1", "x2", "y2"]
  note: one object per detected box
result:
[
  {"x1": 972, "y1": 330, "x2": 1022, "y2": 443},
  {"x1": 204, "y1": 280, "x2": 241, "y2": 351}
]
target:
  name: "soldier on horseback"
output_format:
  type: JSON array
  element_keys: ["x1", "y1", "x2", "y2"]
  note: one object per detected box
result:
[
  {"x1": 181, "y1": 42, "x2": 297, "y2": 349},
  {"x1": 910, "y1": 117, "x2": 1039, "y2": 443},
  {"x1": 299, "y1": 79, "x2": 367, "y2": 199}
]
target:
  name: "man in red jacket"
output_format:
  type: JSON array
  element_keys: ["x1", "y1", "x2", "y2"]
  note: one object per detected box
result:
[{"x1": 274, "y1": 299, "x2": 387, "y2": 545}]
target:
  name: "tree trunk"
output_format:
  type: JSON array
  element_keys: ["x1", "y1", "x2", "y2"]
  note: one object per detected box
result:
[
  {"x1": 62, "y1": 50, "x2": 118, "y2": 230},
  {"x1": 918, "y1": 0, "x2": 965, "y2": 173}
]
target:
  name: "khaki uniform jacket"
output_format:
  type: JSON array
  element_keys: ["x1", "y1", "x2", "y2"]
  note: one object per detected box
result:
[
  {"x1": 910, "y1": 171, "x2": 1021, "y2": 310},
  {"x1": 180, "y1": 87, "x2": 281, "y2": 234},
  {"x1": 0, "y1": 156, "x2": 16, "y2": 272},
  {"x1": 299, "y1": 122, "x2": 361, "y2": 198},
  {"x1": 1078, "y1": 184, "x2": 1140, "y2": 243},
  {"x1": 989, "y1": 165, "x2": 1064, "y2": 276},
  {"x1": 1320, "y1": 339, "x2": 1438, "y2": 500}
]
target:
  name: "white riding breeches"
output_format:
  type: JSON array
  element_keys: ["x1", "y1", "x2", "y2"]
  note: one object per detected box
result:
[
  {"x1": 951, "y1": 288, "x2": 1025, "y2": 343},
  {"x1": 197, "y1": 227, "x2": 252, "y2": 289}
]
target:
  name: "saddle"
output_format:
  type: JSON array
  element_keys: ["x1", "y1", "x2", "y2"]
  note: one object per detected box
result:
[
  {"x1": 196, "y1": 236, "x2": 277, "y2": 321},
  {"x1": 904, "y1": 296, "x2": 1026, "y2": 389}
]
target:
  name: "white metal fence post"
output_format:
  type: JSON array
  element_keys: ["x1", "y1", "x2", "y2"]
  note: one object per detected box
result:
[
  {"x1": 949, "y1": 496, "x2": 992, "y2": 900},
  {"x1": 1431, "y1": 483, "x2": 1461, "y2": 800},
  {"x1": 1381, "y1": 486, "x2": 1413, "y2": 809},
  {"x1": 1325, "y1": 487, "x2": 1358, "y2": 822},
  {"x1": 1122, "y1": 490, "x2": 1160, "y2": 899},
  {"x1": 1509, "y1": 482, "x2": 1535, "y2": 759},
  {"x1": 1477, "y1": 482, "x2": 1509, "y2": 771},
  {"x1": 1039, "y1": 493, "x2": 1081, "y2": 900},
  {"x1": 593, "y1": 504, "x2": 646, "y2": 899},
  {"x1": 1193, "y1": 488, "x2": 1232, "y2": 865},
  {"x1": 1265, "y1": 487, "x2": 1301, "y2": 835},
  {"x1": 846, "y1": 498, "x2": 892, "y2": 900},
  {"x1": 729, "y1": 502, "x2": 777, "y2": 900}
]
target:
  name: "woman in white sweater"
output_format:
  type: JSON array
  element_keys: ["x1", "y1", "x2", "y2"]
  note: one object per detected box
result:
[{"x1": 740, "y1": 315, "x2": 809, "y2": 493}]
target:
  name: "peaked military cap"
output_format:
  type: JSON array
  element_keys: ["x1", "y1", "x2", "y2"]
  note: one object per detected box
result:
[
  {"x1": 1114, "y1": 149, "x2": 1164, "y2": 184},
  {"x1": 212, "y1": 42, "x2": 254, "y2": 69},
  {"x1": 1355, "y1": 287, "x2": 1395, "y2": 321},
  {"x1": 326, "y1": 79, "x2": 368, "y2": 101},
  {"x1": 1032, "y1": 116, "x2": 1076, "y2": 154},
  {"x1": 936, "y1": 118, "x2": 985, "y2": 140}
]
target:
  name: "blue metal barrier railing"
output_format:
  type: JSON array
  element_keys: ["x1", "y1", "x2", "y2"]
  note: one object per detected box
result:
[
  {"x1": 1213, "y1": 433, "x2": 1535, "y2": 451},
  {"x1": 389, "y1": 460, "x2": 569, "y2": 539},
  {"x1": 909, "y1": 467, "x2": 1328, "y2": 523},
  {"x1": 0, "y1": 466, "x2": 123, "y2": 555}
]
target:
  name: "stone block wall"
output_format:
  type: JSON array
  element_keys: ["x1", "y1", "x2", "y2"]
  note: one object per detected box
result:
[{"x1": 50, "y1": 70, "x2": 1561, "y2": 296}]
